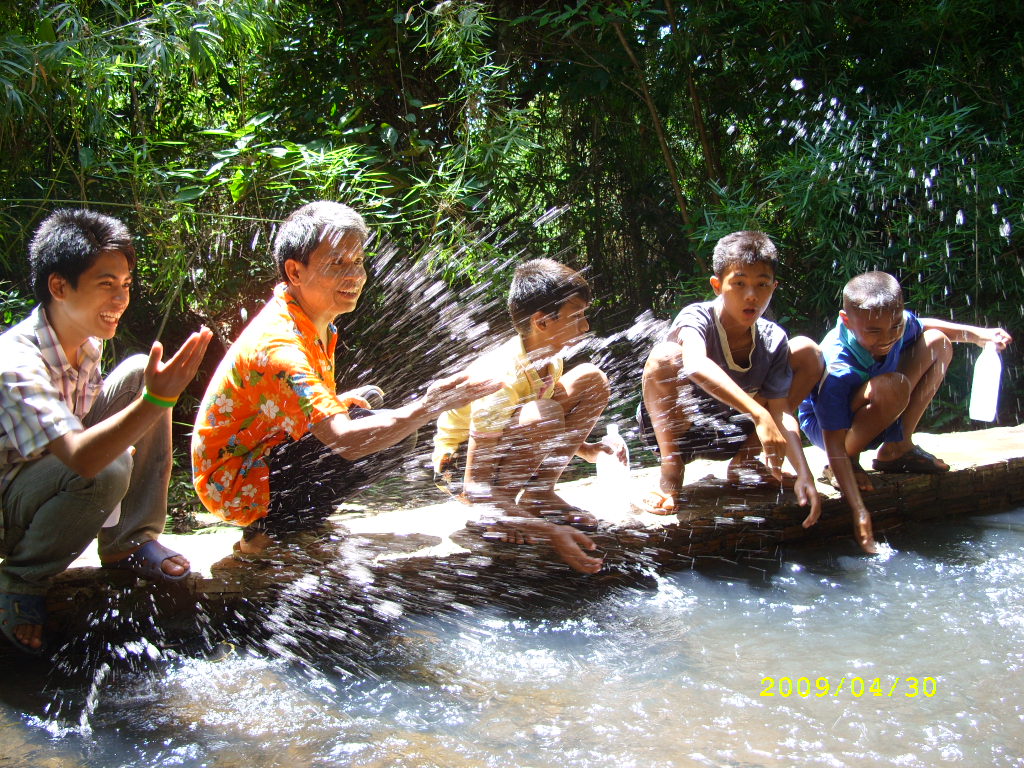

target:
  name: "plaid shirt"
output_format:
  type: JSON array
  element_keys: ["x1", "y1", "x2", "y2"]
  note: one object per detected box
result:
[{"x1": 0, "y1": 306, "x2": 103, "y2": 497}]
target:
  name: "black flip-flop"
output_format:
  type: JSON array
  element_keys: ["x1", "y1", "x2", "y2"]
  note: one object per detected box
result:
[
  {"x1": 0, "y1": 591, "x2": 48, "y2": 657},
  {"x1": 872, "y1": 445, "x2": 950, "y2": 474},
  {"x1": 102, "y1": 539, "x2": 191, "y2": 582}
]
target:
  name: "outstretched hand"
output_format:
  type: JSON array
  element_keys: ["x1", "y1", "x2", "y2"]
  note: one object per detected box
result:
[
  {"x1": 794, "y1": 474, "x2": 822, "y2": 528},
  {"x1": 145, "y1": 326, "x2": 213, "y2": 400},
  {"x1": 422, "y1": 371, "x2": 501, "y2": 415},
  {"x1": 754, "y1": 415, "x2": 787, "y2": 481}
]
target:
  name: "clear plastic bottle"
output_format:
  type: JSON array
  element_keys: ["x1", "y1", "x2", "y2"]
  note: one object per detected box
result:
[
  {"x1": 969, "y1": 342, "x2": 1002, "y2": 422},
  {"x1": 595, "y1": 423, "x2": 631, "y2": 514}
]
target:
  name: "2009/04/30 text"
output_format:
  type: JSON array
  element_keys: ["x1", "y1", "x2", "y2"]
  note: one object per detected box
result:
[{"x1": 760, "y1": 676, "x2": 937, "y2": 698}]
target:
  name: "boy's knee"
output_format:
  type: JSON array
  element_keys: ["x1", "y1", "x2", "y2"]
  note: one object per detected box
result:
[
  {"x1": 644, "y1": 342, "x2": 685, "y2": 386},
  {"x1": 519, "y1": 397, "x2": 565, "y2": 431},
  {"x1": 88, "y1": 450, "x2": 133, "y2": 512},
  {"x1": 922, "y1": 328, "x2": 953, "y2": 365},
  {"x1": 789, "y1": 336, "x2": 824, "y2": 375},
  {"x1": 569, "y1": 363, "x2": 610, "y2": 402},
  {"x1": 646, "y1": 341, "x2": 682, "y2": 370},
  {"x1": 108, "y1": 353, "x2": 149, "y2": 390},
  {"x1": 868, "y1": 371, "x2": 911, "y2": 409}
]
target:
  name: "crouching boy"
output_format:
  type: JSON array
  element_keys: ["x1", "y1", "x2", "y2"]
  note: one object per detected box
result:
[
  {"x1": 432, "y1": 259, "x2": 615, "y2": 574},
  {"x1": 637, "y1": 230, "x2": 821, "y2": 527},
  {"x1": 798, "y1": 270, "x2": 1012, "y2": 553}
]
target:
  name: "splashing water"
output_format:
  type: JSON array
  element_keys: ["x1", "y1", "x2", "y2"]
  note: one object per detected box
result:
[{"x1": 2, "y1": 509, "x2": 1021, "y2": 766}]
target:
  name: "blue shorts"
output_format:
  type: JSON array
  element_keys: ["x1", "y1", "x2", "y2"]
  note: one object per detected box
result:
[{"x1": 798, "y1": 401, "x2": 904, "y2": 452}]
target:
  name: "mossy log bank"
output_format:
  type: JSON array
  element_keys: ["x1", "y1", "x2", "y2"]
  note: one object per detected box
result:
[{"x1": 19, "y1": 425, "x2": 1024, "y2": 655}]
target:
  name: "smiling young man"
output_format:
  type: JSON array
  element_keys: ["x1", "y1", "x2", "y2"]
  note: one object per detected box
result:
[
  {"x1": 0, "y1": 209, "x2": 212, "y2": 655},
  {"x1": 191, "y1": 201, "x2": 498, "y2": 562},
  {"x1": 798, "y1": 270, "x2": 1012, "y2": 553},
  {"x1": 636, "y1": 231, "x2": 822, "y2": 526}
]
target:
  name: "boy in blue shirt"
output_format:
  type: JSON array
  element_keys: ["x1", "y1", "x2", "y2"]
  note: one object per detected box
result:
[{"x1": 799, "y1": 270, "x2": 1011, "y2": 553}]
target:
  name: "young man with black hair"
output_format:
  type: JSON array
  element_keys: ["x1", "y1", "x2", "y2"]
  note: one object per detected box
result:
[{"x1": 0, "y1": 209, "x2": 212, "y2": 655}]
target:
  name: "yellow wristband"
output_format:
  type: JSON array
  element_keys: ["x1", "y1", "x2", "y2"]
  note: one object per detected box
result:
[{"x1": 142, "y1": 388, "x2": 177, "y2": 408}]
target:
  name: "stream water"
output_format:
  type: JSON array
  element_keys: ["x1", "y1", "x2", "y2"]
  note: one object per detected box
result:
[{"x1": 0, "y1": 506, "x2": 1021, "y2": 767}]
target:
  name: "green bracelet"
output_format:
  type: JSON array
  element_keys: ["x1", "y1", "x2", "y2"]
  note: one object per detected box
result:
[{"x1": 142, "y1": 388, "x2": 177, "y2": 408}]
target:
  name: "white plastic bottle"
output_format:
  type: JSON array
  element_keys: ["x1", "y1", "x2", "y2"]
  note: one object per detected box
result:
[
  {"x1": 595, "y1": 423, "x2": 631, "y2": 515},
  {"x1": 969, "y1": 342, "x2": 1002, "y2": 422}
]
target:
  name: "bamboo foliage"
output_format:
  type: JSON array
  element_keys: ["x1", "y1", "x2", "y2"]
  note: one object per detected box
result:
[{"x1": 0, "y1": 0, "x2": 1021, "y2": 424}]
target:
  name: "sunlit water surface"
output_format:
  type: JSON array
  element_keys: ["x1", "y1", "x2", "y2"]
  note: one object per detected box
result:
[{"x1": 1, "y1": 508, "x2": 1022, "y2": 768}]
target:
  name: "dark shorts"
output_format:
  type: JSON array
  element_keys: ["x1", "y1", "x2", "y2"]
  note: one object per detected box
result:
[
  {"x1": 243, "y1": 407, "x2": 415, "y2": 540},
  {"x1": 636, "y1": 386, "x2": 756, "y2": 463}
]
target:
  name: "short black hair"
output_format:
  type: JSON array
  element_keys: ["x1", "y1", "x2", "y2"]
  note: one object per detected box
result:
[
  {"x1": 29, "y1": 209, "x2": 136, "y2": 306},
  {"x1": 712, "y1": 230, "x2": 778, "y2": 278},
  {"x1": 843, "y1": 271, "x2": 904, "y2": 313},
  {"x1": 273, "y1": 201, "x2": 369, "y2": 281},
  {"x1": 508, "y1": 258, "x2": 591, "y2": 336}
]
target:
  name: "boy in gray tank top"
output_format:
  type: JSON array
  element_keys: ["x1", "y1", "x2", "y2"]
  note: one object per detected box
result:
[{"x1": 636, "y1": 231, "x2": 822, "y2": 526}]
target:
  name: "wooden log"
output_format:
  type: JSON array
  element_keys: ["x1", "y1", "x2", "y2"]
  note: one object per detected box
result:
[{"x1": 3, "y1": 425, "x2": 1022, "y2": 659}]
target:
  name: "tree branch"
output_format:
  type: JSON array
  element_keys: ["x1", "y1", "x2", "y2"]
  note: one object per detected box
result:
[{"x1": 611, "y1": 20, "x2": 694, "y2": 242}]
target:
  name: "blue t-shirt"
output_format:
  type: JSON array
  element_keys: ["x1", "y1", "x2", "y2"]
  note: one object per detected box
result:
[
  {"x1": 667, "y1": 298, "x2": 793, "y2": 400},
  {"x1": 798, "y1": 310, "x2": 923, "y2": 442}
]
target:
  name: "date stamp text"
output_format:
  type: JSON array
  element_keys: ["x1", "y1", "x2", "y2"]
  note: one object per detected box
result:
[{"x1": 760, "y1": 676, "x2": 937, "y2": 698}]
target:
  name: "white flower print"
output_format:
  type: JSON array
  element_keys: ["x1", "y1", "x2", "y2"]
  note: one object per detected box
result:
[{"x1": 260, "y1": 399, "x2": 280, "y2": 421}]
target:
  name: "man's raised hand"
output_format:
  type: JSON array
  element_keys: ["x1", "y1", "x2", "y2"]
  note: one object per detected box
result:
[{"x1": 144, "y1": 327, "x2": 213, "y2": 400}]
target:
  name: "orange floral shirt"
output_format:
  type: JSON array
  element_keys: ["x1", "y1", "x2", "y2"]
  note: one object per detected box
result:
[{"x1": 191, "y1": 283, "x2": 360, "y2": 525}]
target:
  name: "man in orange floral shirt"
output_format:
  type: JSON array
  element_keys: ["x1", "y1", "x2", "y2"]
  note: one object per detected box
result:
[{"x1": 191, "y1": 201, "x2": 497, "y2": 560}]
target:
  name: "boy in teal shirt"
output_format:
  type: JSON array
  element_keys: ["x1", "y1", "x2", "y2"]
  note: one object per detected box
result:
[{"x1": 799, "y1": 270, "x2": 1011, "y2": 552}]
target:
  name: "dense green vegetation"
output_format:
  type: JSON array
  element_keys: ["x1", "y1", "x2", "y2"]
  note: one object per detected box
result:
[{"x1": 2, "y1": 0, "x2": 1022, "y2": 431}]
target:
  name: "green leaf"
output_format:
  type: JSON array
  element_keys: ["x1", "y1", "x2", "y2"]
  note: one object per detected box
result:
[
  {"x1": 171, "y1": 186, "x2": 207, "y2": 202},
  {"x1": 37, "y1": 17, "x2": 56, "y2": 44}
]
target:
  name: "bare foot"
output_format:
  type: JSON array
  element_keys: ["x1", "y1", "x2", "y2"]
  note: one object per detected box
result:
[
  {"x1": 727, "y1": 458, "x2": 797, "y2": 488},
  {"x1": 14, "y1": 622, "x2": 44, "y2": 652},
  {"x1": 519, "y1": 490, "x2": 599, "y2": 530},
  {"x1": 546, "y1": 526, "x2": 603, "y2": 574},
  {"x1": 101, "y1": 540, "x2": 191, "y2": 578},
  {"x1": 0, "y1": 593, "x2": 47, "y2": 654},
  {"x1": 634, "y1": 488, "x2": 677, "y2": 515},
  {"x1": 821, "y1": 461, "x2": 874, "y2": 493},
  {"x1": 160, "y1": 553, "x2": 190, "y2": 577},
  {"x1": 851, "y1": 462, "x2": 874, "y2": 493},
  {"x1": 236, "y1": 532, "x2": 273, "y2": 555}
]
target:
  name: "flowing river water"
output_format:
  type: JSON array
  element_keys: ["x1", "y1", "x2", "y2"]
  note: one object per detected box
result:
[{"x1": 1, "y1": 506, "x2": 1022, "y2": 767}]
